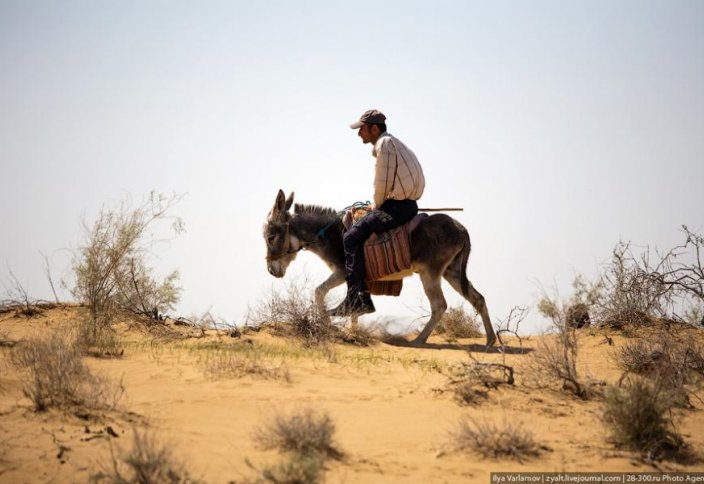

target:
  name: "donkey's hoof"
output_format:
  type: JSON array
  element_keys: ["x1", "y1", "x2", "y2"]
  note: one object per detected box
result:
[{"x1": 409, "y1": 337, "x2": 428, "y2": 347}]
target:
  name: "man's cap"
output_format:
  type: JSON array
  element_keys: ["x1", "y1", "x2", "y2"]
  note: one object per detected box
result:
[{"x1": 350, "y1": 109, "x2": 386, "y2": 129}]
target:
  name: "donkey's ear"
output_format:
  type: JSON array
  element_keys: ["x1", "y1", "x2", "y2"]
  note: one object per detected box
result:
[
  {"x1": 285, "y1": 192, "x2": 295, "y2": 211},
  {"x1": 273, "y1": 189, "x2": 286, "y2": 213}
]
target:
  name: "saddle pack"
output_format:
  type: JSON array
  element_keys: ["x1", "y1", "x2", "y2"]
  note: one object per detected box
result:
[{"x1": 342, "y1": 211, "x2": 427, "y2": 296}]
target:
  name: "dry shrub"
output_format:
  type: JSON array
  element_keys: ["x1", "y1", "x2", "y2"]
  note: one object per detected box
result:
[
  {"x1": 452, "y1": 381, "x2": 489, "y2": 406},
  {"x1": 596, "y1": 242, "x2": 674, "y2": 328},
  {"x1": 537, "y1": 275, "x2": 601, "y2": 330},
  {"x1": 528, "y1": 328, "x2": 594, "y2": 399},
  {"x1": 450, "y1": 418, "x2": 542, "y2": 461},
  {"x1": 11, "y1": 332, "x2": 124, "y2": 412},
  {"x1": 247, "y1": 279, "x2": 342, "y2": 347},
  {"x1": 200, "y1": 349, "x2": 290, "y2": 382},
  {"x1": 72, "y1": 192, "x2": 184, "y2": 351},
  {"x1": 617, "y1": 334, "x2": 704, "y2": 406},
  {"x1": 603, "y1": 377, "x2": 684, "y2": 459},
  {"x1": 79, "y1": 315, "x2": 124, "y2": 358},
  {"x1": 534, "y1": 291, "x2": 593, "y2": 399},
  {"x1": 445, "y1": 357, "x2": 513, "y2": 406},
  {"x1": 340, "y1": 323, "x2": 377, "y2": 347},
  {"x1": 253, "y1": 408, "x2": 341, "y2": 459},
  {"x1": 91, "y1": 427, "x2": 198, "y2": 483},
  {"x1": 530, "y1": 327, "x2": 590, "y2": 398},
  {"x1": 436, "y1": 306, "x2": 482, "y2": 341},
  {"x1": 593, "y1": 230, "x2": 704, "y2": 329},
  {"x1": 565, "y1": 302, "x2": 591, "y2": 329},
  {"x1": 251, "y1": 407, "x2": 341, "y2": 483},
  {"x1": 1, "y1": 268, "x2": 49, "y2": 318},
  {"x1": 255, "y1": 451, "x2": 324, "y2": 484}
]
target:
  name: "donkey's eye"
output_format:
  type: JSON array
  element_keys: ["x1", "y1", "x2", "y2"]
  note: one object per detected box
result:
[{"x1": 267, "y1": 233, "x2": 277, "y2": 243}]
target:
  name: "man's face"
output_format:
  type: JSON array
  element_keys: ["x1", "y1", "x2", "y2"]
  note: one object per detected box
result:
[{"x1": 357, "y1": 124, "x2": 379, "y2": 144}]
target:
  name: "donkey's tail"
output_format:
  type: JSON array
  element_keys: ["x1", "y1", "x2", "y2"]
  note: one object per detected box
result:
[{"x1": 459, "y1": 234, "x2": 472, "y2": 299}]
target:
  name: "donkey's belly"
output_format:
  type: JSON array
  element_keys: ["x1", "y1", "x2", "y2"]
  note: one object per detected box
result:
[{"x1": 374, "y1": 266, "x2": 416, "y2": 281}]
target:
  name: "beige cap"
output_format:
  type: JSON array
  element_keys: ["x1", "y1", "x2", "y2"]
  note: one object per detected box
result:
[{"x1": 350, "y1": 109, "x2": 386, "y2": 129}]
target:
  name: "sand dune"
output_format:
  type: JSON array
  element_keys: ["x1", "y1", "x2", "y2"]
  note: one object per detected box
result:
[{"x1": 1, "y1": 307, "x2": 703, "y2": 483}]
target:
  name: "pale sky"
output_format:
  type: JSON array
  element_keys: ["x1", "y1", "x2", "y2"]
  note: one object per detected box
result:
[{"x1": 2, "y1": 1, "x2": 703, "y2": 334}]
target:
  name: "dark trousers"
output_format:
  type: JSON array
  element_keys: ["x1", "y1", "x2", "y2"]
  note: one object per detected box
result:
[{"x1": 343, "y1": 199, "x2": 418, "y2": 294}]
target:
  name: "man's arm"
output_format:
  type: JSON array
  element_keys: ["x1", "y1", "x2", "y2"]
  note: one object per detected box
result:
[{"x1": 373, "y1": 140, "x2": 395, "y2": 207}]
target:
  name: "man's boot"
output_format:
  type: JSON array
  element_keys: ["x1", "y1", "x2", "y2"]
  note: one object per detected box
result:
[{"x1": 328, "y1": 289, "x2": 376, "y2": 317}]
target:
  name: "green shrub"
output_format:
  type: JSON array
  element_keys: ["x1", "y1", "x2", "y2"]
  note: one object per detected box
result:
[{"x1": 603, "y1": 378, "x2": 683, "y2": 457}]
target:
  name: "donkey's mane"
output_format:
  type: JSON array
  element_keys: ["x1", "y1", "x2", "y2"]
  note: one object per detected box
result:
[{"x1": 293, "y1": 203, "x2": 338, "y2": 218}]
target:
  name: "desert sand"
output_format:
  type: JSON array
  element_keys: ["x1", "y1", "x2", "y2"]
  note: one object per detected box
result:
[{"x1": 1, "y1": 306, "x2": 703, "y2": 483}]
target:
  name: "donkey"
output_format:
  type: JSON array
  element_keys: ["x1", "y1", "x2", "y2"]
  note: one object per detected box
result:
[{"x1": 264, "y1": 190, "x2": 496, "y2": 347}]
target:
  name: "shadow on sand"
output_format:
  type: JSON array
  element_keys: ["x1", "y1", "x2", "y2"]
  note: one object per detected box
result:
[{"x1": 382, "y1": 338, "x2": 533, "y2": 355}]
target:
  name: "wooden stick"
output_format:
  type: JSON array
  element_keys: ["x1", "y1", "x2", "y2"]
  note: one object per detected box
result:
[{"x1": 418, "y1": 208, "x2": 464, "y2": 212}]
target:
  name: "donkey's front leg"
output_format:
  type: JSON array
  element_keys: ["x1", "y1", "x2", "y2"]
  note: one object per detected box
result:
[
  {"x1": 411, "y1": 271, "x2": 447, "y2": 346},
  {"x1": 314, "y1": 271, "x2": 346, "y2": 312}
]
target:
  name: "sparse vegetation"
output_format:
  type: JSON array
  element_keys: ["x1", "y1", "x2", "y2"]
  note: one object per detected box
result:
[
  {"x1": 252, "y1": 407, "x2": 341, "y2": 483},
  {"x1": 616, "y1": 333, "x2": 704, "y2": 406},
  {"x1": 595, "y1": 241, "x2": 674, "y2": 328},
  {"x1": 528, "y1": 328, "x2": 593, "y2": 399},
  {"x1": 593, "y1": 227, "x2": 704, "y2": 329},
  {"x1": 603, "y1": 377, "x2": 684, "y2": 459},
  {"x1": 200, "y1": 348, "x2": 291, "y2": 382},
  {"x1": 450, "y1": 418, "x2": 542, "y2": 461},
  {"x1": 247, "y1": 280, "x2": 335, "y2": 347},
  {"x1": 445, "y1": 355, "x2": 514, "y2": 406},
  {"x1": 435, "y1": 306, "x2": 482, "y2": 342},
  {"x1": 340, "y1": 322, "x2": 377, "y2": 347},
  {"x1": 1, "y1": 268, "x2": 61, "y2": 318},
  {"x1": 248, "y1": 278, "x2": 377, "y2": 347},
  {"x1": 92, "y1": 427, "x2": 198, "y2": 483},
  {"x1": 10, "y1": 332, "x2": 124, "y2": 412},
  {"x1": 253, "y1": 451, "x2": 325, "y2": 484},
  {"x1": 451, "y1": 381, "x2": 489, "y2": 406},
  {"x1": 72, "y1": 192, "x2": 183, "y2": 355},
  {"x1": 534, "y1": 289, "x2": 593, "y2": 399},
  {"x1": 254, "y1": 407, "x2": 341, "y2": 459}
]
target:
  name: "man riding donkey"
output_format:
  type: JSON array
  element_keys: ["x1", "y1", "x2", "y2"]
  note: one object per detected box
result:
[{"x1": 329, "y1": 109, "x2": 426, "y2": 316}]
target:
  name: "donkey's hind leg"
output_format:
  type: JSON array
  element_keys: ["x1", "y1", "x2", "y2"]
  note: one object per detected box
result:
[
  {"x1": 412, "y1": 270, "x2": 448, "y2": 345},
  {"x1": 443, "y1": 261, "x2": 496, "y2": 347}
]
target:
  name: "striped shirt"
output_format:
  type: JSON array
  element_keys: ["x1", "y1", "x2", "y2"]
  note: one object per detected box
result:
[{"x1": 372, "y1": 133, "x2": 425, "y2": 207}]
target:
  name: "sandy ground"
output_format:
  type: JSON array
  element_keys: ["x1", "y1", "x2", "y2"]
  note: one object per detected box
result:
[{"x1": 1, "y1": 307, "x2": 703, "y2": 483}]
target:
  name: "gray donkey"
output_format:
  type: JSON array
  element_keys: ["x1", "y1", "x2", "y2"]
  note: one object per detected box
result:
[{"x1": 264, "y1": 190, "x2": 496, "y2": 347}]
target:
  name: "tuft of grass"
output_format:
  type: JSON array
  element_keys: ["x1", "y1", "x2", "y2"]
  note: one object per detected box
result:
[
  {"x1": 200, "y1": 349, "x2": 290, "y2": 382},
  {"x1": 254, "y1": 408, "x2": 342, "y2": 459},
  {"x1": 452, "y1": 381, "x2": 489, "y2": 406},
  {"x1": 250, "y1": 407, "x2": 342, "y2": 483},
  {"x1": 11, "y1": 332, "x2": 124, "y2": 412},
  {"x1": 450, "y1": 418, "x2": 542, "y2": 461},
  {"x1": 256, "y1": 451, "x2": 325, "y2": 484},
  {"x1": 603, "y1": 378, "x2": 684, "y2": 459},
  {"x1": 436, "y1": 306, "x2": 482, "y2": 342},
  {"x1": 340, "y1": 323, "x2": 377, "y2": 347},
  {"x1": 91, "y1": 427, "x2": 198, "y2": 483}
]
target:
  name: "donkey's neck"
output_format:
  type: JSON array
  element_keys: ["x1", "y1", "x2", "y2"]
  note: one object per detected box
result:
[
  {"x1": 290, "y1": 213, "x2": 340, "y2": 245},
  {"x1": 290, "y1": 204, "x2": 345, "y2": 269}
]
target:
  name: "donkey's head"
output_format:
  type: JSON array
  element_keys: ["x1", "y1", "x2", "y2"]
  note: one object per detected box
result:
[{"x1": 264, "y1": 189, "x2": 296, "y2": 277}]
